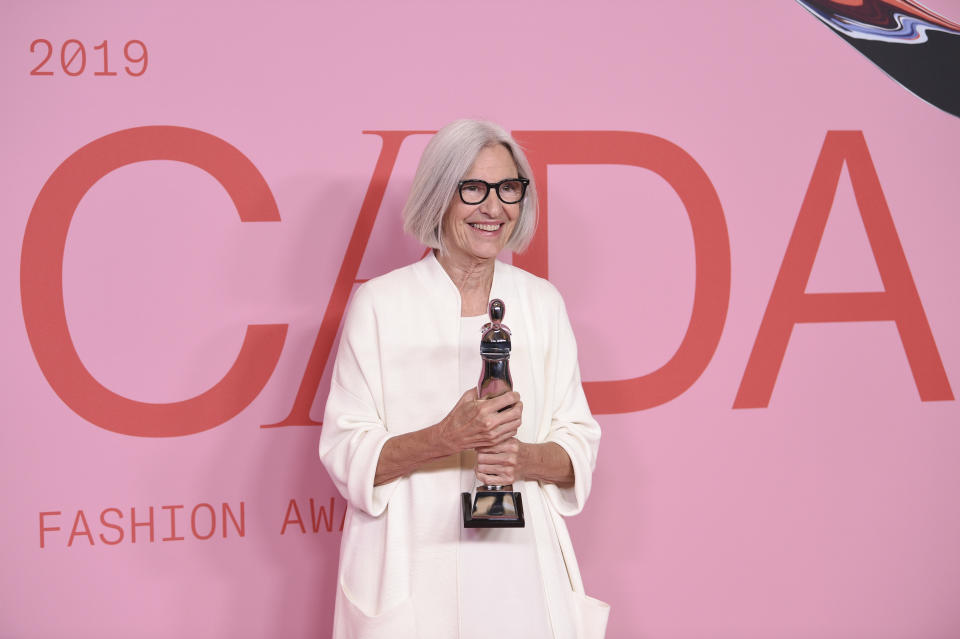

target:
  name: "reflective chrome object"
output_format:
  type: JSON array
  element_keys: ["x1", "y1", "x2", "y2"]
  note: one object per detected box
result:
[{"x1": 462, "y1": 299, "x2": 525, "y2": 528}]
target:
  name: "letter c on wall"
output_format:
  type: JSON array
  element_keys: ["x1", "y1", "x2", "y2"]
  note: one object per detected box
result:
[{"x1": 20, "y1": 126, "x2": 287, "y2": 437}]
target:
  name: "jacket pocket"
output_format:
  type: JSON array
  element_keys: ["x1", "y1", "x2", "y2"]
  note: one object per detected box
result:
[
  {"x1": 572, "y1": 592, "x2": 610, "y2": 639},
  {"x1": 336, "y1": 580, "x2": 417, "y2": 639}
]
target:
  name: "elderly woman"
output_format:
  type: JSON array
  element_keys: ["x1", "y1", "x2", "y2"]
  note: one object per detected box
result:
[{"x1": 319, "y1": 119, "x2": 608, "y2": 638}]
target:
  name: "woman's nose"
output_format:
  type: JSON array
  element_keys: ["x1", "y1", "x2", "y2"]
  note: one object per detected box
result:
[{"x1": 479, "y1": 187, "x2": 504, "y2": 216}]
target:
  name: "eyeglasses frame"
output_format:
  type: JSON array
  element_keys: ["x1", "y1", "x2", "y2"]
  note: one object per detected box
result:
[{"x1": 457, "y1": 177, "x2": 530, "y2": 205}]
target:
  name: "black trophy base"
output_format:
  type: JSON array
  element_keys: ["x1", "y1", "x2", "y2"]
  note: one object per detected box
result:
[{"x1": 461, "y1": 490, "x2": 525, "y2": 528}]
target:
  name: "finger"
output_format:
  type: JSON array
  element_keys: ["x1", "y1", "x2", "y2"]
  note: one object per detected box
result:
[
  {"x1": 475, "y1": 403, "x2": 521, "y2": 438},
  {"x1": 491, "y1": 435, "x2": 521, "y2": 449},
  {"x1": 476, "y1": 463, "x2": 506, "y2": 474},
  {"x1": 483, "y1": 391, "x2": 520, "y2": 413},
  {"x1": 478, "y1": 463, "x2": 515, "y2": 477},
  {"x1": 482, "y1": 405, "x2": 520, "y2": 430},
  {"x1": 469, "y1": 421, "x2": 515, "y2": 448},
  {"x1": 488, "y1": 419, "x2": 522, "y2": 442},
  {"x1": 476, "y1": 472, "x2": 497, "y2": 485},
  {"x1": 476, "y1": 472, "x2": 512, "y2": 485},
  {"x1": 476, "y1": 464, "x2": 516, "y2": 477},
  {"x1": 477, "y1": 439, "x2": 510, "y2": 454},
  {"x1": 477, "y1": 451, "x2": 516, "y2": 466},
  {"x1": 478, "y1": 474, "x2": 515, "y2": 486},
  {"x1": 477, "y1": 444, "x2": 519, "y2": 460},
  {"x1": 476, "y1": 457, "x2": 511, "y2": 468},
  {"x1": 490, "y1": 401, "x2": 523, "y2": 424}
]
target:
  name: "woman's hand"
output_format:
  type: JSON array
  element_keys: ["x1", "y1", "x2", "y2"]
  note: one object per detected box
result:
[
  {"x1": 434, "y1": 388, "x2": 522, "y2": 454},
  {"x1": 476, "y1": 437, "x2": 523, "y2": 486},
  {"x1": 375, "y1": 389, "x2": 521, "y2": 486}
]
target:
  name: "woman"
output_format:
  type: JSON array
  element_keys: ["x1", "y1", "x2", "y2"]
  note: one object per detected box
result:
[{"x1": 319, "y1": 119, "x2": 608, "y2": 638}]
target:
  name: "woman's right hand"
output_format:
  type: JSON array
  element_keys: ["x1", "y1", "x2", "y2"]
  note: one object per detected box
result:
[{"x1": 434, "y1": 388, "x2": 522, "y2": 454}]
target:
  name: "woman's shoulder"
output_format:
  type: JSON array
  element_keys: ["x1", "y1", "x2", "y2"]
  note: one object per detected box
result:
[
  {"x1": 350, "y1": 257, "x2": 438, "y2": 310},
  {"x1": 360, "y1": 260, "x2": 422, "y2": 291}
]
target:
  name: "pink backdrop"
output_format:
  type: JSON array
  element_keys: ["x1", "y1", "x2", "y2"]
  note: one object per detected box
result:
[{"x1": 3, "y1": 1, "x2": 960, "y2": 637}]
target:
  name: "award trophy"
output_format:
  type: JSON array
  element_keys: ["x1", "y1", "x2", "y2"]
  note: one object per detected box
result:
[{"x1": 461, "y1": 299, "x2": 525, "y2": 528}]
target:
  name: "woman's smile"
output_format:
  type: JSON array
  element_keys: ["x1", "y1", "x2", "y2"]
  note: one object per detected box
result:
[{"x1": 468, "y1": 221, "x2": 505, "y2": 234}]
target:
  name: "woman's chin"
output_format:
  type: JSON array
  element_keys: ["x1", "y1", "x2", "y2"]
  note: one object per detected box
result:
[
  {"x1": 442, "y1": 234, "x2": 508, "y2": 263},
  {"x1": 471, "y1": 235, "x2": 511, "y2": 257}
]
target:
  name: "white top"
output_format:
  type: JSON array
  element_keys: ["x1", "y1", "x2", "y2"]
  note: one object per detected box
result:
[
  {"x1": 458, "y1": 314, "x2": 553, "y2": 638},
  {"x1": 320, "y1": 253, "x2": 609, "y2": 639}
]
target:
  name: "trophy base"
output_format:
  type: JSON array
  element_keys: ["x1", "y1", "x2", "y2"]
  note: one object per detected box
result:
[{"x1": 461, "y1": 488, "x2": 525, "y2": 528}]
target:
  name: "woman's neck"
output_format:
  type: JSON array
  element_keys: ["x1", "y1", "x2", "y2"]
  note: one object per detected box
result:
[{"x1": 434, "y1": 249, "x2": 494, "y2": 316}]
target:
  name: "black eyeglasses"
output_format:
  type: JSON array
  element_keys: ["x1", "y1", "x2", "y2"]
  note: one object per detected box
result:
[{"x1": 457, "y1": 178, "x2": 529, "y2": 205}]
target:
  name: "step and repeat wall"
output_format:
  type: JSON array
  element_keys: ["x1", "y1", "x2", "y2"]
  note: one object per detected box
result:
[{"x1": 3, "y1": 1, "x2": 959, "y2": 637}]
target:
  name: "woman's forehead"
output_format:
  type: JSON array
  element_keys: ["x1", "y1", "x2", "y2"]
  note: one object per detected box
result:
[{"x1": 463, "y1": 144, "x2": 517, "y2": 178}]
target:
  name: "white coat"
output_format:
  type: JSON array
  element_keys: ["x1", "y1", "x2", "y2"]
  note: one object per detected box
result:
[{"x1": 319, "y1": 252, "x2": 609, "y2": 638}]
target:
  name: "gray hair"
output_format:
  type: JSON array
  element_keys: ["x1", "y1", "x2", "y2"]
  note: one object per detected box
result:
[{"x1": 402, "y1": 119, "x2": 538, "y2": 254}]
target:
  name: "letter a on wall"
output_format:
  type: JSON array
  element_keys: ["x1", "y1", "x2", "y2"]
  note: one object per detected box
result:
[{"x1": 734, "y1": 130, "x2": 953, "y2": 408}]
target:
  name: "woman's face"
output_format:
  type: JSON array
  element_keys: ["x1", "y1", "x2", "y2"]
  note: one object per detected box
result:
[{"x1": 441, "y1": 144, "x2": 521, "y2": 263}]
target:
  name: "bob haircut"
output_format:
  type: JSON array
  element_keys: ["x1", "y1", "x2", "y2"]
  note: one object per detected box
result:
[{"x1": 402, "y1": 119, "x2": 538, "y2": 254}]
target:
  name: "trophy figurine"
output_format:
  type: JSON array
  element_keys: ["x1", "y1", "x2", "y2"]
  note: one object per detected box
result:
[{"x1": 461, "y1": 299, "x2": 525, "y2": 528}]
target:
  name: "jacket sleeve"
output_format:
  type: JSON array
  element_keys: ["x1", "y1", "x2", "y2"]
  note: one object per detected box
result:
[
  {"x1": 541, "y1": 294, "x2": 602, "y2": 517},
  {"x1": 318, "y1": 284, "x2": 401, "y2": 517}
]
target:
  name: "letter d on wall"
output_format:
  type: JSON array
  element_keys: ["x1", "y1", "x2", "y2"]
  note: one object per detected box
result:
[
  {"x1": 20, "y1": 126, "x2": 287, "y2": 437},
  {"x1": 513, "y1": 131, "x2": 731, "y2": 413}
]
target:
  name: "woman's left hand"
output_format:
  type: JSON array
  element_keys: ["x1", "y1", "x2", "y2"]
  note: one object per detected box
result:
[{"x1": 476, "y1": 438, "x2": 524, "y2": 485}]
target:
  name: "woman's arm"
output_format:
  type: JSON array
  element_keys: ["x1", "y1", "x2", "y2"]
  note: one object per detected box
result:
[
  {"x1": 520, "y1": 441, "x2": 574, "y2": 487},
  {"x1": 373, "y1": 425, "x2": 450, "y2": 486}
]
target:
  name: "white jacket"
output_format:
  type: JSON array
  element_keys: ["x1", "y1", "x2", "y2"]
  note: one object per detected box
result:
[{"x1": 319, "y1": 253, "x2": 608, "y2": 638}]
